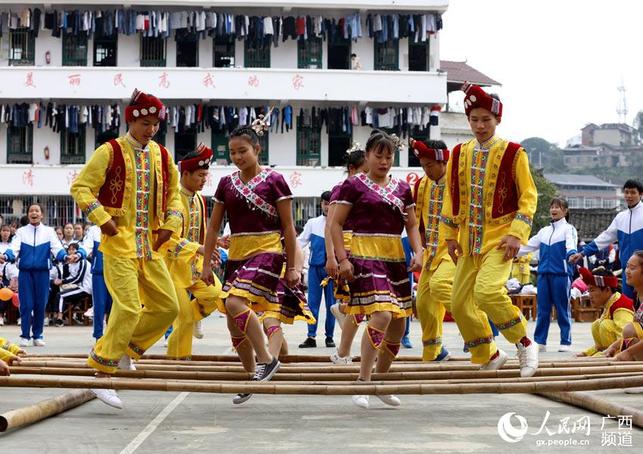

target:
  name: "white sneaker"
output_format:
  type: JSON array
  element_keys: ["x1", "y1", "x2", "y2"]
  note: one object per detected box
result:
[
  {"x1": 17, "y1": 318, "x2": 21, "y2": 326},
  {"x1": 163, "y1": 338, "x2": 169, "y2": 347},
  {"x1": 331, "y1": 304, "x2": 346, "y2": 330},
  {"x1": 33, "y1": 338, "x2": 46, "y2": 347},
  {"x1": 352, "y1": 395, "x2": 369, "y2": 409},
  {"x1": 193, "y1": 320, "x2": 204, "y2": 339},
  {"x1": 330, "y1": 350, "x2": 353, "y2": 365},
  {"x1": 480, "y1": 349, "x2": 508, "y2": 371},
  {"x1": 232, "y1": 393, "x2": 252, "y2": 404},
  {"x1": 538, "y1": 344, "x2": 547, "y2": 353},
  {"x1": 92, "y1": 388, "x2": 123, "y2": 409},
  {"x1": 0, "y1": 316, "x2": 4, "y2": 326},
  {"x1": 376, "y1": 394, "x2": 401, "y2": 407},
  {"x1": 19, "y1": 338, "x2": 30, "y2": 347},
  {"x1": 43, "y1": 317, "x2": 49, "y2": 326},
  {"x1": 517, "y1": 342, "x2": 539, "y2": 377},
  {"x1": 84, "y1": 307, "x2": 94, "y2": 318},
  {"x1": 558, "y1": 345, "x2": 571, "y2": 352},
  {"x1": 118, "y1": 355, "x2": 136, "y2": 371}
]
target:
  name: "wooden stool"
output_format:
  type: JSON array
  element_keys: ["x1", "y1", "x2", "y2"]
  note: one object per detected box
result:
[
  {"x1": 64, "y1": 295, "x2": 92, "y2": 326},
  {"x1": 571, "y1": 297, "x2": 602, "y2": 322},
  {"x1": 510, "y1": 294, "x2": 537, "y2": 321}
]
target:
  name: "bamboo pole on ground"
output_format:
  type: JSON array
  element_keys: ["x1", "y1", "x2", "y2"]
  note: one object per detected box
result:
[
  {"x1": 0, "y1": 390, "x2": 95, "y2": 433},
  {"x1": 10, "y1": 364, "x2": 643, "y2": 382},
  {"x1": 538, "y1": 391, "x2": 643, "y2": 429},
  {"x1": 2, "y1": 374, "x2": 643, "y2": 395}
]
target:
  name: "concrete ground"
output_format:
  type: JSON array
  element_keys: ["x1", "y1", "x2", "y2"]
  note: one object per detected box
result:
[{"x1": 0, "y1": 315, "x2": 641, "y2": 453}]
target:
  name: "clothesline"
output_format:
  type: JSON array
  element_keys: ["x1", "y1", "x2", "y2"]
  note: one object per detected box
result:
[
  {"x1": 0, "y1": 8, "x2": 442, "y2": 45},
  {"x1": 2, "y1": 102, "x2": 438, "y2": 138}
]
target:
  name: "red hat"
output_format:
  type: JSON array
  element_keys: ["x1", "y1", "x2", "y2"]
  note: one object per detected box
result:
[
  {"x1": 125, "y1": 89, "x2": 166, "y2": 123},
  {"x1": 412, "y1": 140, "x2": 450, "y2": 162},
  {"x1": 579, "y1": 267, "x2": 619, "y2": 288},
  {"x1": 462, "y1": 82, "x2": 502, "y2": 120},
  {"x1": 178, "y1": 143, "x2": 213, "y2": 173}
]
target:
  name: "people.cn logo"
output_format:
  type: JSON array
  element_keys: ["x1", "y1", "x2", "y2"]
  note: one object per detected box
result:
[{"x1": 497, "y1": 412, "x2": 529, "y2": 443}]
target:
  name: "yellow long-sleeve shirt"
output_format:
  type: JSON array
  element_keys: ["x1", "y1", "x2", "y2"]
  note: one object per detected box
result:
[
  {"x1": 0, "y1": 337, "x2": 21, "y2": 362},
  {"x1": 441, "y1": 136, "x2": 537, "y2": 256},
  {"x1": 70, "y1": 133, "x2": 182, "y2": 259},
  {"x1": 583, "y1": 292, "x2": 635, "y2": 356},
  {"x1": 415, "y1": 174, "x2": 452, "y2": 272},
  {"x1": 163, "y1": 186, "x2": 207, "y2": 288}
]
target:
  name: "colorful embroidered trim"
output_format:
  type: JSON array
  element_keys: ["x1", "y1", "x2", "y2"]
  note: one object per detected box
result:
[
  {"x1": 464, "y1": 336, "x2": 494, "y2": 350},
  {"x1": 84, "y1": 200, "x2": 102, "y2": 217},
  {"x1": 356, "y1": 173, "x2": 406, "y2": 217},
  {"x1": 233, "y1": 309, "x2": 252, "y2": 333},
  {"x1": 515, "y1": 213, "x2": 533, "y2": 227},
  {"x1": 423, "y1": 337, "x2": 442, "y2": 346},
  {"x1": 366, "y1": 325, "x2": 385, "y2": 349},
  {"x1": 230, "y1": 169, "x2": 278, "y2": 218},
  {"x1": 89, "y1": 349, "x2": 119, "y2": 368},
  {"x1": 495, "y1": 316, "x2": 523, "y2": 331}
]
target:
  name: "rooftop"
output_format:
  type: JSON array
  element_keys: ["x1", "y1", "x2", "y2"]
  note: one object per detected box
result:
[
  {"x1": 544, "y1": 173, "x2": 618, "y2": 188},
  {"x1": 441, "y1": 60, "x2": 501, "y2": 87},
  {"x1": 569, "y1": 208, "x2": 619, "y2": 240}
]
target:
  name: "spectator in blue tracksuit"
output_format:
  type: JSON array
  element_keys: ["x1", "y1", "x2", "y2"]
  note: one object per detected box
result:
[
  {"x1": 519, "y1": 198, "x2": 578, "y2": 352},
  {"x1": 2, "y1": 204, "x2": 85, "y2": 346},
  {"x1": 298, "y1": 191, "x2": 336, "y2": 348},
  {"x1": 570, "y1": 179, "x2": 643, "y2": 299},
  {"x1": 82, "y1": 224, "x2": 112, "y2": 340}
]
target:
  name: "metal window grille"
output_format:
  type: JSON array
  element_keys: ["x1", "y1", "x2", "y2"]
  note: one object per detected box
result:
[
  {"x1": 213, "y1": 37, "x2": 235, "y2": 68},
  {"x1": 407, "y1": 126, "x2": 429, "y2": 167},
  {"x1": 62, "y1": 33, "x2": 88, "y2": 66},
  {"x1": 374, "y1": 40, "x2": 399, "y2": 71},
  {"x1": 6, "y1": 125, "x2": 33, "y2": 164},
  {"x1": 95, "y1": 128, "x2": 119, "y2": 148},
  {"x1": 61, "y1": 126, "x2": 86, "y2": 165},
  {"x1": 211, "y1": 129, "x2": 269, "y2": 165},
  {"x1": 408, "y1": 40, "x2": 430, "y2": 72},
  {"x1": 9, "y1": 28, "x2": 35, "y2": 66},
  {"x1": 141, "y1": 36, "x2": 166, "y2": 67},
  {"x1": 297, "y1": 37, "x2": 322, "y2": 69},
  {"x1": 0, "y1": 195, "x2": 85, "y2": 227},
  {"x1": 94, "y1": 37, "x2": 117, "y2": 66},
  {"x1": 296, "y1": 124, "x2": 321, "y2": 166},
  {"x1": 175, "y1": 128, "x2": 197, "y2": 161},
  {"x1": 244, "y1": 39, "x2": 271, "y2": 68},
  {"x1": 378, "y1": 128, "x2": 401, "y2": 166}
]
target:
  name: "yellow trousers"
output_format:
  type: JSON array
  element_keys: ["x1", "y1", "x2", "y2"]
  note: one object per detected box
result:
[
  {"x1": 451, "y1": 249, "x2": 527, "y2": 365},
  {"x1": 415, "y1": 259, "x2": 456, "y2": 361},
  {"x1": 167, "y1": 278, "x2": 223, "y2": 359},
  {"x1": 88, "y1": 256, "x2": 179, "y2": 374}
]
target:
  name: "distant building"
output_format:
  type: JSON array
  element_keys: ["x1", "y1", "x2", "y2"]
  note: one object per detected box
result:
[
  {"x1": 581, "y1": 123, "x2": 639, "y2": 147},
  {"x1": 544, "y1": 173, "x2": 620, "y2": 210}
]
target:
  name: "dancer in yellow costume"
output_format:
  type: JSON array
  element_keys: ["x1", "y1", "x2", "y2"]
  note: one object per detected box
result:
[
  {"x1": 512, "y1": 253, "x2": 533, "y2": 285},
  {"x1": 575, "y1": 267, "x2": 634, "y2": 357},
  {"x1": 0, "y1": 336, "x2": 24, "y2": 367},
  {"x1": 442, "y1": 83, "x2": 539, "y2": 377},
  {"x1": 410, "y1": 138, "x2": 455, "y2": 362},
  {"x1": 165, "y1": 143, "x2": 223, "y2": 360},
  {"x1": 71, "y1": 89, "x2": 182, "y2": 409}
]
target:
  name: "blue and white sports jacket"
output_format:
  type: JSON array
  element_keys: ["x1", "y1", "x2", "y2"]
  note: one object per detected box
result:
[
  {"x1": 519, "y1": 218, "x2": 578, "y2": 276},
  {"x1": 4, "y1": 223, "x2": 82, "y2": 271},
  {"x1": 582, "y1": 200, "x2": 643, "y2": 269},
  {"x1": 81, "y1": 225, "x2": 104, "y2": 275},
  {"x1": 297, "y1": 215, "x2": 327, "y2": 267}
]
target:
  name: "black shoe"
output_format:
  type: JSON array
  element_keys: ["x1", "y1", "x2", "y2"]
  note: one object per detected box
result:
[
  {"x1": 298, "y1": 337, "x2": 317, "y2": 348},
  {"x1": 325, "y1": 337, "x2": 336, "y2": 348},
  {"x1": 55, "y1": 319, "x2": 64, "y2": 327},
  {"x1": 253, "y1": 357, "x2": 280, "y2": 381}
]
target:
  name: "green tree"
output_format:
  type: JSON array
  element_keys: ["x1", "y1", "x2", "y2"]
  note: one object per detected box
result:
[
  {"x1": 522, "y1": 137, "x2": 567, "y2": 172},
  {"x1": 530, "y1": 166, "x2": 557, "y2": 233}
]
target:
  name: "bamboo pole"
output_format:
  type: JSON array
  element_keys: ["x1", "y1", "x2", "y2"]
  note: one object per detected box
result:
[
  {"x1": 538, "y1": 391, "x2": 643, "y2": 429},
  {"x1": 8, "y1": 366, "x2": 643, "y2": 385},
  {"x1": 2, "y1": 375, "x2": 643, "y2": 395},
  {"x1": 11, "y1": 364, "x2": 643, "y2": 383},
  {"x1": 0, "y1": 390, "x2": 95, "y2": 433}
]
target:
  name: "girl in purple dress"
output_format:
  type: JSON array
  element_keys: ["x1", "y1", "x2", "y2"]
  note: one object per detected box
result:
[
  {"x1": 329, "y1": 130, "x2": 424, "y2": 409},
  {"x1": 201, "y1": 121, "x2": 301, "y2": 404}
]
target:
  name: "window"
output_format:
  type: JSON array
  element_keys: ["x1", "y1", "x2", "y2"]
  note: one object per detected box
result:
[
  {"x1": 244, "y1": 39, "x2": 271, "y2": 68},
  {"x1": 327, "y1": 108, "x2": 351, "y2": 167},
  {"x1": 584, "y1": 198, "x2": 600, "y2": 209},
  {"x1": 94, "y1": 36, "x2": 117, "y2": 66},
  {"x1": 95, "y1": 128, "x2": 119, "y2": 148},
  {"x1": 378, "y1": 128, "x2": 401, "y2": 166},
  {"x1": 62, "y1": 33, "x2": 88, "y2": 66},
  {"x1": 327, "y1": 36, "x2": 350, "y2": 70},
  {"x1": 153, "y1": 120, "x2": 167, "y2": 146},
  {"x1": 141, "y1": 37, "x2": 166, "y2": 67},
  {"x1": 7, "y1": 125, "x2": 33, "y2": 164},
  {"x1": 176, "y1": 30, "x2": 198, "y2": 67},
  {"x1": 298, "y1": 37, "x2": 322, "y2": 69},
  {"x1": 297, "y1": 123, "x2": 321, "y2": 166},
  {"x1": 602, "y1": 199, "x2": 616, "y2": 209},
  {"x1": 408, "y1": 40, "x2": 430, "y2": 71},
  {"x1": 61, "y1": 126, "x2": 86, "y2": 164},
  {"x1": 568, "y1": 197, "x2": 581, "y2": 209},
  {"x1": 9, "y1": 28, "x2": 35, "y2": 66},
  {"x1": 374, "y1": 40, "x2": 399, "y2": 71},
  {"x1": 175, "y1": 127, "x2": 197, "y2": 162},
  {"x1": 213, "y1": 36, "x2": 235, "y2": 67}
]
